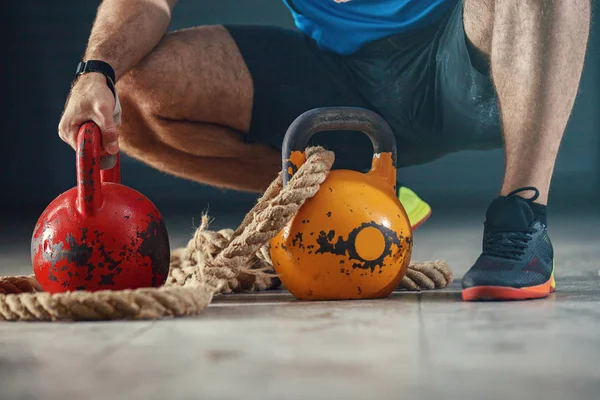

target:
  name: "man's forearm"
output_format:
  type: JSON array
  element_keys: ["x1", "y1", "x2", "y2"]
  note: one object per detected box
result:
[{"x1": 84, "y1": 0, "x2": 177, "y2": 80}]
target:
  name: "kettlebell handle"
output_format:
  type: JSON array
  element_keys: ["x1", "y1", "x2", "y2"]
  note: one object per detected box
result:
[
  {"x1": 76, "y1": 122, "x2": 121, "y2": 216},
  {"x1": 282, "y1": 107, "x2": 397, "y2": 188}
]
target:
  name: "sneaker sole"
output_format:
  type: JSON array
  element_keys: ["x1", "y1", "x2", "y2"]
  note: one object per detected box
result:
[{"x1": 462, "y1": 263, "x2": 556, "y2": 301}]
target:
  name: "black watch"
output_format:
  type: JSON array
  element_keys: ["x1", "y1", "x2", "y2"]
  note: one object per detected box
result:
[{"x1": 75, "y1": 60, "x2": 117, "y2": 97}]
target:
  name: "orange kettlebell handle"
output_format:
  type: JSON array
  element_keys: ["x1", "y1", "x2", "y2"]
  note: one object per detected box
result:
[
  {"x1": 281, "y1": 107, "x2": 397, "y2": 190},
  {"x1": 75, "y1": 122, "x2": 121, "y2": 216}
]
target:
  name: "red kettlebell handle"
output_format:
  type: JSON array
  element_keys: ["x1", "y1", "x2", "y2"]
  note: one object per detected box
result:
[
  {"x1": 100, "y1": 152, "x2": 121, "y2": 184},
  {"x1": 76, "y1": 122, "x2": 121, "y2": 216}
]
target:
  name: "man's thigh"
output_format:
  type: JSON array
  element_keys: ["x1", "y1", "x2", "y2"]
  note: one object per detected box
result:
[
  {"x1": 119, "y1": 24, "x2": 374, "y2": 170},
  {"x1": 118, "y1": 25, "x2": 254, "y2": 133}
]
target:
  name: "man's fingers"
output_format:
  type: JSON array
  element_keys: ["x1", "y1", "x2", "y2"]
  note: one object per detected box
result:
[
  {"x1": 58, "y1": 74, "x2": 121, "y2": 154},
  {"x1": 59, "y1": 112, "x2": 119, "y2": 154},
  {"x1": 93, "y1": 103, "x2": 120, "y2": 155},
  {"x1": 102, "y1": 124, "x2": 120, "y2": 155},
  {"x1": 58, "y1": 118, "x2": 80, "y2": 151}
]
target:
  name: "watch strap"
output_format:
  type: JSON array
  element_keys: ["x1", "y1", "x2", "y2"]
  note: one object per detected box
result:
[{"x1": 75, "y1": 60, "x2": 117, "y2": 97}]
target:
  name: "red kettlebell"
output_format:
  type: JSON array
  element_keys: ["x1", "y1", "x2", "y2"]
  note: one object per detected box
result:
[{"x1": 31, "y1": 122, "x2": 170, "y2": 293}]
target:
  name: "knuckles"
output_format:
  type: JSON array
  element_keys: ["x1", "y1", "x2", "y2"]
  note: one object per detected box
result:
[{"x1": 57, "y1": 82, "x2": 117, "y2": 146}]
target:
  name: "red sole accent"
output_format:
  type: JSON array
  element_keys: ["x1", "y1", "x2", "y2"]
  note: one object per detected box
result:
[
  {"x1": 462, "y1": 277, "x2": 555, "y2": 301},
  {"x1": 411, "y1": 209, "x2": 432, "y2": 231}
]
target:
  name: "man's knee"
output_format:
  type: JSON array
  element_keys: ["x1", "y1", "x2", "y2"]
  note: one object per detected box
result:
[
  {"x1": 463, "y1": 0, "x2": 494, "y2": 56},
  {"x1": 116, "y1": 62, "x2": 158, "y2": 118},
  {"x1": 114, "y1": 34, "x2": 184, "y2": 153},
  {"x1": 114, "y1": 70, "x2": 162, "y2": 156},
  {"x1": 465, "y1": 0, "x2": 592, "y2": 51},
  {"x1": 462, "y1": 0, "x2": 583, "y2": 56},
  {"x1": 114, "y1": 29, "x2": 190, "y2": 120}
]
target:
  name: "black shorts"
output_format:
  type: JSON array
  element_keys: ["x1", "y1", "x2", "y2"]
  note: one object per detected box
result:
[{"x1": 225, "y1": 1, "x2": 502, "y2": 172}]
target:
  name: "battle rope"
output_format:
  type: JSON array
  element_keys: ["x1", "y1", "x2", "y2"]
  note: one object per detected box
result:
[{"x1": 0, "y1": 147, "x2": 452, "y2": 322}]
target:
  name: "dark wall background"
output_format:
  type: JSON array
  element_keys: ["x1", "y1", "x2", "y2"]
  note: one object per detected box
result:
[{"x1": 3, "y1": 0, "x2": 599, "y2": 223}]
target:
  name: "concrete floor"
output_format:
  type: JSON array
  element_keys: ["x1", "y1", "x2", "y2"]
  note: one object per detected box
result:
[{"x1": 1, "y1": 208, "x2": 599, "y2": 400}]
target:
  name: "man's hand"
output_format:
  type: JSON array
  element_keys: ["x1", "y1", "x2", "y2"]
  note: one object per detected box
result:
[
  {"x1": 57, "y1": 0, "x2": 176, "y2": 155},
  {"x1": 58, "y1": 73, "x2": 121, "y2": 154}
]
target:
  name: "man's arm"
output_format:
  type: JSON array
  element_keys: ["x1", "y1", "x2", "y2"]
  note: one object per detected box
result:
[
  {"x1": 58, "y1": 0, "x2": 178, "y2": 154},
  {"x1": 84, "y1": 0, "x2": 178, "y2": 80}
]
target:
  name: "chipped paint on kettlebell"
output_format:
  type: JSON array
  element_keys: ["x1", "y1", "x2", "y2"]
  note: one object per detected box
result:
[{"x1": 313, "y1": 221, "x2": 404, "y2": 272}]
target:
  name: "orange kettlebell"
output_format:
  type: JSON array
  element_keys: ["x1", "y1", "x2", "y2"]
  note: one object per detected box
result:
[{"x1": 270, "y1": 107, "x2": 413, "y2": 300}]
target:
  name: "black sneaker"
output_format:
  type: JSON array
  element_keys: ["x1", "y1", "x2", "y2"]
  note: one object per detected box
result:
[{"x1": 462, "y1": 187, "x2": 555, "y2": 301}]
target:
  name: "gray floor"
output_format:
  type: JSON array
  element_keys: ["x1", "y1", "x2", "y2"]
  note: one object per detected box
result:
[{"x1": 1, "y1": 208, "x2": 599, "y2": 400}]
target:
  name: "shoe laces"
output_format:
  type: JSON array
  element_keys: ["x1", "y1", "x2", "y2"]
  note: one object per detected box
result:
[
  {"x1": 482, "y1": 228, "x2": 536, "y2": 260},
  {"x1": 482, "y1": 186, "x2": 539, "y2": 260}
]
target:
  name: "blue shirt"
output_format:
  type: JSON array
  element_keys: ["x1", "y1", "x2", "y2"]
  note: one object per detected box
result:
[{"x1": 283, "y1": 0, "x2": 455, "y2": 55}]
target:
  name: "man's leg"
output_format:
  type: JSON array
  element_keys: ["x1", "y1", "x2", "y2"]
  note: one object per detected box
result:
[
  {"x1": 116, "y1": 24, "x2": 433, "y2": 229},
  {"x1": 116, "y1": 25, "x2": 280, "y2": 193},
  {"x1": 117, "y1": 24, "x2": 396, "y2": 196},
  {"x1": 464, "y1": 0, "x2": 591, "y2": 204},
  {"x1": 461, "y1": 0, "x2": 591, "y2": 300}
]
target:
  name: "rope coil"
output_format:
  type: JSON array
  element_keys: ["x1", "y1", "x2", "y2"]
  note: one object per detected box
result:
[{"x1": 0, "y1": 147, "x2": 452, "y2": 322}]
